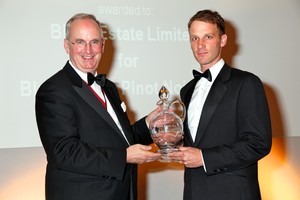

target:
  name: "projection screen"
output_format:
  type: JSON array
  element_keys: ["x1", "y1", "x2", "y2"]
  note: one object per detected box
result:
[{"x1": 1, "y1": 0, "x2": 300, "y2": 200}]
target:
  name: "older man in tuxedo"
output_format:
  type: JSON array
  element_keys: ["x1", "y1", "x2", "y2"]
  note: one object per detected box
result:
[{"x1": 35, "y1": 13, "x2": 159, "y2": 200}]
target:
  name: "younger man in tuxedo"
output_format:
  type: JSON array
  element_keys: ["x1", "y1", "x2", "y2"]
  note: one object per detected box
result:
[{"x1": 169, "y1": 9, "x2": 272, "y2": 200}]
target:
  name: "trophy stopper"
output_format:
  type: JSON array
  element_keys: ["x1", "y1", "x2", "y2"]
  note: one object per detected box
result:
[
  {"x1": 157, "y1": 86, "x2": 171, "y2": 110},
  {"x1": 158, "y1": 86, "x2": 170, "y2": 101}
]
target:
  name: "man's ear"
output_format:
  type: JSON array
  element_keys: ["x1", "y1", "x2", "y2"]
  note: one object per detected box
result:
[
  {"x1": 221, "y1": 34, "x2": 227, "y2": 47},
  {"x1": 101, "y1": 39, "x2": 105, "y2": 53},
  {"x1": 64, "y1": 39, "x2": 70, "y2": 54}
]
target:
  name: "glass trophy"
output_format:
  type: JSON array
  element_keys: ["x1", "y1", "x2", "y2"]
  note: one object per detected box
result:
[{"x1": 149, "y1": 86, "x2": 186, "y2": 162}]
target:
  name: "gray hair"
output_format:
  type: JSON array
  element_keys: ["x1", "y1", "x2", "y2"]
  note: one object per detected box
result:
[{"x1": 65, "y1": 13, "x2": 103, "y2": 40}]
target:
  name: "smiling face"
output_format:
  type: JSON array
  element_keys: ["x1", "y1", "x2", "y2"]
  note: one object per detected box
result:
[
  {"x1": 64, "y1": 18, "x2": 105, "y2": 74},
  {"x1": 189, "y1": 20, "x2": 227, "y2": 71}
]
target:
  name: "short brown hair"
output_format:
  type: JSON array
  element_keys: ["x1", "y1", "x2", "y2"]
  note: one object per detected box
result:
[{"x1": 188, "y1": 10, "x2": 225, "y2": 35}]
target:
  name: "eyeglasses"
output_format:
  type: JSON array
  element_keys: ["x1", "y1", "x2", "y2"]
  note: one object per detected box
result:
[{"x1": 68, "y1": 39, "x2": 102, "y2": 49}]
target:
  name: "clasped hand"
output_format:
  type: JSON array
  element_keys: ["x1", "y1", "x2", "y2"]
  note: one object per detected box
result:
[
  {"x1": 167, "y1": 147, "x2": 204, "y2": 168},
  {"x1": 126, "y1": 144, "x2": 161, "y2": 164}
]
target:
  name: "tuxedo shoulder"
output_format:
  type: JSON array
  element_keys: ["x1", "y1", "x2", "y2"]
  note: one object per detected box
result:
[
  {"x1": 37, "y1": 69, "x2": 74, "y2": 94},
  {"x1": 104, "y1": 78, "x2": 118, "y2": 90},
  {"x1": 104, "y1": 78, "x2": 115, "y2": 86},
  {"x1": 43, "y1": 69, "x2": 70, "y2": 84},
  {"x1": 230, "y1": 68, "x2": 262, "y2": 82},
  {"x1": 103, "y1": 78, "x2": 121, "y2": 94}
]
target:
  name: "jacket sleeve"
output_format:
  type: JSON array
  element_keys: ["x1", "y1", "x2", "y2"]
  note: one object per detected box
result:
[
  {"x1": 202, "y1": 74, "x2": 272, "y2": 175},
  {"x1": 132, "y1": 116, "x2": 154, "y2": 145},
  {"x1": 35, "y1": 79, "x2": 127, "y2": 180}
]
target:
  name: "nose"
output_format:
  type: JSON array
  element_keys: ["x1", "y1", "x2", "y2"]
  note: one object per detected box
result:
[
  {"x1": 85, "y1": 42, "x2": 93, "y2": 53},
  {"x1": 197, "y1": 39, "x2": 205, "y2": 49}
]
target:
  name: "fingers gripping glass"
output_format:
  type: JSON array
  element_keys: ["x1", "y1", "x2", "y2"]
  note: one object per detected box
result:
[{"x1": 68, "y1": 39, "x2": 102, "y2": 50}]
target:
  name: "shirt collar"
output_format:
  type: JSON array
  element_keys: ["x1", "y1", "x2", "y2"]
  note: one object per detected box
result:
[
  {"x1": 68, "y1": 60, "x2": 97, "y2": 83},
  {"x1": 198, "y1": 59, "x2": 224, "y2": 82}
]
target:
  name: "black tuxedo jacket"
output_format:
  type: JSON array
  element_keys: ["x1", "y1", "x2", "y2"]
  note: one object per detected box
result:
[
  {"x1": 180, "y1": 64, "x2": 272, "y2": 200},
  {"x1": 35, "y1": 62, "x2": 152, "y2": 200}
]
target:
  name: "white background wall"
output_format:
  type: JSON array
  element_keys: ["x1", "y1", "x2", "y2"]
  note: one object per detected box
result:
[{"x1": 1, "y1": 0, "x2": 300, "y2": 199}]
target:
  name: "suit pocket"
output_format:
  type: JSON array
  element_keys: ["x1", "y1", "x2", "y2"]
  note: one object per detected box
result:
[{"x1": 211, "y1": 172, "x2": 247, "y2": 188}]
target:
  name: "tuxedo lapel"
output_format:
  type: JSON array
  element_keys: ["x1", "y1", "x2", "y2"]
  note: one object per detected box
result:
[
  {"x1": 73, "y1": 83, "x2": 120, "y2": 135},
  {"x1": 194, "y1": 65, "x2": 231, "y2": 145},
  {"x1": 181, "y1": 79, "x2": 199, "y2": 146},
  {"x1": 103, "y1": 86, "x2": 135, "y2": 145},
  {"x1": 63, "y1": 63, "x2": 128, "y2": 141}
]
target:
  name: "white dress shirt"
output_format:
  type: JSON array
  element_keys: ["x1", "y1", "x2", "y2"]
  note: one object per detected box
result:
[{"x1": 188, "y1": 59, "x2": 224, "y2": 142}]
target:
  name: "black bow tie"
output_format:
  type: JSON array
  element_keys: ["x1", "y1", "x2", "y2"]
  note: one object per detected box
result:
[
  {"x1": 192, "y1": 69, "x2": 212, "y2": 82},
  {"x1": 87, "y1": 73, "x2": 106, "y2": 87}
]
